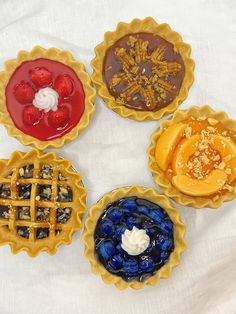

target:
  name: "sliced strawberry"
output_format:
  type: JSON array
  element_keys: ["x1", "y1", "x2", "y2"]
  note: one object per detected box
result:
[
  {"x1": 48, "y1": 106, "x2": 70, "y2": 128},
  {"x1": 23, "y1": 105, "x2": 41, "y2": 125},
  {"x1": 29, "y1": 67, "x2": 52, "y2": 87},
  {"x1": 14, "y1": 82, "x2": 35, "y2": 104},
  {"x1": 54, "y1": 75, "x2": 73, "y2": 97}
]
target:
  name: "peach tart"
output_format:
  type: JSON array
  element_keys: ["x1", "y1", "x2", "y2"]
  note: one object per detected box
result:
[{"x1": 148, "y1": 106, "x2": 236, "y2": 208}]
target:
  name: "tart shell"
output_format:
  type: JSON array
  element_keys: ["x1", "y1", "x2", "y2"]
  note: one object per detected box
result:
[
  {"x1": 0, "y1": 46, "x2": 96, "y2": 149},
  {"x1": 0, "y1": 149, "x2": 87, "y2": 257},
  {"x1": 148, "y1": 105, "x2": 236, "y2": 208},
  {"x1": 82, "y1": 185, "x2": 186, "y2": 290},
  {"x1": 91, "y1": 17, "x2": 194, "y2": 121}
]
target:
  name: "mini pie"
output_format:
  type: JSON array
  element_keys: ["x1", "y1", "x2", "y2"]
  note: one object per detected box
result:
[
  {"x1": 0, "y1": 46, "x2": 95, "y2": 149},
  {"x1": 148, "y1": 105, "x2": 236, "y2": 208},
  {"x1": 82, "y1": 185, "x2": 186, "y2": 290},
  {"x1": 0, "y1": 149, "x2": 86, "y2": 256},
  {"x1": 91, "y1": 17, "x2": 194, "y2": 121}
]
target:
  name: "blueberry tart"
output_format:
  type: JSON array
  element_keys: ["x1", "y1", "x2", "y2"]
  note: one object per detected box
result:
[
  {"x1": 83, "y1": 185, "x2": 186, "y2": 289},
  {"x1": 148, "y1": 105, "x2": 236, "y2": 208},
  {"x1": 91, "y1": 17, "x2": 194, "y2": 121},
  {"x1": 0, "y1": 149, "x2": 86, "y2": 256},
  {"x1": 0, "y1": 46, "x2": 95, "y2": 149}
]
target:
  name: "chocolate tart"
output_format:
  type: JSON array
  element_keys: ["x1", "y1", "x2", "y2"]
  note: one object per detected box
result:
[
  {"x1": 82, "y1": 185, "x2": 186, "y2": 290},
  {"x1": 148, "y1": 105, "x2": 236, "y2": 208},
  {"x1": 0, "y1": 46, "x2": 95, "y2": 149},
  {"x1": 91, "y1": 17, "x2": 194, "y2": 121},
  {"x1": 0, "y1": 149, "x2": 86, "y2": 256}
]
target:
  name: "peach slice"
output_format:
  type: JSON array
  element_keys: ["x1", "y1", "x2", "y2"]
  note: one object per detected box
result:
[
  {"x1": 211, "y1": 135, "x2": 236, "y2": 183},
  {"x1": 172, "y1": 134, "x2": 236, "y2": 182},
  {"x1": 155, "y1": 123, "x2": 187, "y2": 171},
  {"x1": 172, "y1": 169, "x2": 227, "y2": 196},
  {"x1": 172, "y1": 134, "x2": 201, "y2": 174}
]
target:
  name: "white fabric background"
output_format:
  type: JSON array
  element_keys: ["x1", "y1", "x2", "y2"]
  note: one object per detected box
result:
[{"x1": 0, "y1": 0, "x2": 236, "y2": 313}]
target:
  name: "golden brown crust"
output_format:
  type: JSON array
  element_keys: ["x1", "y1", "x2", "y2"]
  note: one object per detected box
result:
[
  {"x1": 0, "y1": 149, "x2": 87, "y2": 256},
  {"x1": 148, "y1": 105, "x2": 236, "y2": 208},
  {"x1": 82, "y1": 185, "x2": 186, "y2": 290},
  {"x1": 91, "y1": 17, "x2": 194, "y2": 121},
  {"x1": 0, "y1": 46, "x2": 96, "y2": 149}
]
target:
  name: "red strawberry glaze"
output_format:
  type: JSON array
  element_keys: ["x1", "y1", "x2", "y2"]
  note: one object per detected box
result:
[{"x1": 6, "y1": 58, "x2": 85, "y2": 141}]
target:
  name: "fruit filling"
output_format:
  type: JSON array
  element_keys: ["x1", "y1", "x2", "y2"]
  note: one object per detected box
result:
[
  {"x1": 0, "y1": 205, "x2": 10, "y2": 219},
  {"x1": 6, "y1": 58, "x2": 85, "y2": 141},
  {"x1": 57, "y1": 186, "x2": 72, "y2": 202},
  {"x1": 155, "y1": 116, "x2": 236, "y2": 198},
  {"x1": 37, "y1": 185, "x2": 52, "y2": 200},
  {"x1": 56, "y1": 207, "x2": 72, "y2": 223},
  {"x1": 0, "y1": 184, "x2": 11, "y2": 199},
  {"x1": 19, "y1": 165, "x2": 34, "y2": 178},
  {"x1": 18, "y1": 207, "x2": 31, "y2": 220},
  {"x1": 18, "y1": 184, "x2": 32, "y2": 199},
  {"x1": 94, "y1": 197, "x2": 174, "y2": 282},
  {"x1": 17, "y1": 226, "x2": 30, "y2": 239},
  {"x1": 40, "y1": 164, "x2": 53, "y2": 179},
  {"x1": 36, "y1": 207, "x2": 50, "y2": 222}
]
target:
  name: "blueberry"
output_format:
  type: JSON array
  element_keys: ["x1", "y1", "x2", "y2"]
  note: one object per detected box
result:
[
  {"x1": 98, "y1": 219, "x2": 115, "y2": 237},
  {"x1": 160, "y1": 219, "x2": 173, "y2": 236},
  {"x1": 116, "y1": 243, "x2": 124, "y2": 253},
  {"x1": 98, "y1": 240, "x2": 115, "y2": 260},
  {"x1": 107, "y1": 207, "x2": 123, "y2": 223},
  {"x1": 115, "y1": 225, "x2": 126, "y2": 241},
  {"x1": 122, "y1": 199, "x2": 137, "y2": 212},
  {"x1": 144, "y1": 243, "x2": 153, "y2": 254},
  {"x1": 156, "y1": 235, "x2": 173, "y2": 251},
  {"x1": 109, "y1": 254, "x2": 124, "y2": 270},
  {"x1": 139, "y1": 257, "x2": 155, "y2": 272},
  {"x1": 142, "y1": 224, "x2": 158, "y2": 237},
  {"x1": 149, "y1": 209, "x2": 164, "y2": 223},
  {"x1": 126, "y1": 216, "x2": 141, "y2": 229},
  {"x1": 124, "y1": 259, "x2": 139, "y2": 276},
  {"x1": 161, "y1": 251, "x2": 170, "y2": 262},
  {"x1": 137, "y1": 205, "x2": 149, "y2": 216}
]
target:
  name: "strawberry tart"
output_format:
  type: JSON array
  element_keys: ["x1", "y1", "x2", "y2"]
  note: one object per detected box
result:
[{"x1": 0, "y1": 46, "x2": 95, "y2": 149}]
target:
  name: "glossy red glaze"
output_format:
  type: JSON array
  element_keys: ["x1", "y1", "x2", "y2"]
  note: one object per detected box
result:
[{"x1": 6, "y1": 58, "x2": 85, "y2": 141}]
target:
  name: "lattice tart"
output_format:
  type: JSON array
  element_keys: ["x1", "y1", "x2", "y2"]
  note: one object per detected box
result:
[
  {"x1": 91, "y1": 17, "x2": 194, "y2": 121},
  {"x1": 0, "y1": 149, "x2": 86, "y2": 256},
  {"x1": 0, "y1": 46, "x2": 95, "y2": 149}
]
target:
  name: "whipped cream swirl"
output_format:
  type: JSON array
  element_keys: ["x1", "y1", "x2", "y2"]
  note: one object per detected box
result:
[
  {"x1": 33, "y1": 87, "x2": 59, "y2": 112},
  {"x1": 121, "y1": 226, "x2": 150, "y2": 256}
]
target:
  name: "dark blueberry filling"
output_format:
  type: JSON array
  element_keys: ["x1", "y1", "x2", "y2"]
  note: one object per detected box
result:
[
  {"x1": 18, "y1": 184, "x2": 32, "y2": 199},
  {"x1": 58, "y1": 172, "x2": 67, "y2": 181},
  {"x1": 17, "y1": 226, "x2": 30, "y2": 239},
  {"x1": 18, "y1": 206, "x2": 31, "y2": 220},
  {"x1": 56, "y1": 207, "x2": 72, "y2": 223},
  {"x1": 36, "y1": 207, "x2": 50, "y2": 222},
  {"x1": 37, "y1": 185, "x2": 52, "y2": 200},
  {"x1": 0, "y1": 205, "x2": 10, "y2": 219},
  {"x1": 94, "y1": 197, "x2": 174, "y2": 282},
  {"x1": 40, "y1": 164, "x2": 53, "y2": 179},
  {"x1": 57, "y1": 186, "x2": 73, "y2": 202},
  {"x1": 36, "y1": 228, "x2": 49, "y2": 239},
  {"x1": 0, "y1": 184, "x2": 11, "y2": 199},
  {"x1": 19, "y1": 165, "x2": 34, "y2": 178}
]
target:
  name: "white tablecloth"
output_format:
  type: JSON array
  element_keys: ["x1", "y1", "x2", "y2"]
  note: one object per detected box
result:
[{"x1": 0, "y1": 0, "x2": 236, "y2": 313}]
